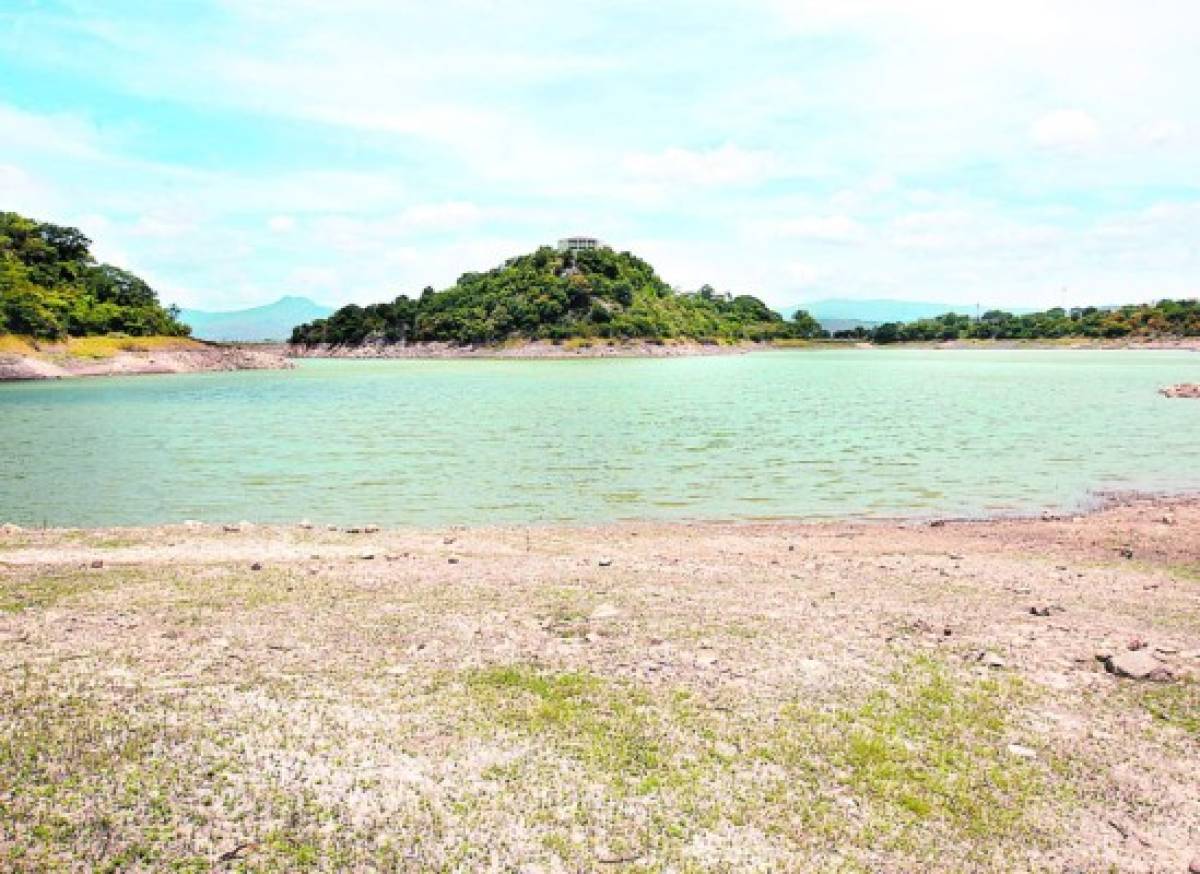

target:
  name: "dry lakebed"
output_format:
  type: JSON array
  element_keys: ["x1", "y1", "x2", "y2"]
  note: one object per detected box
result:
[{"x1": 1, "y1": 497, "x2": 1198, "y2": 872}]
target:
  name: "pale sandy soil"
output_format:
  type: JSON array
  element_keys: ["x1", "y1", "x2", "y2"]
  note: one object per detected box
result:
[
  {"x1": 0, "y1": 339, "x2": 291, "y2": 380},
  {"x1": 1, "y1": 498, "x2": 1198, "y2": 872}
]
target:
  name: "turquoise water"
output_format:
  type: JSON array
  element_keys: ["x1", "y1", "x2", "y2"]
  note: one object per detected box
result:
[{"x1": 1, "y1": 349, "x2": 1198, "y2": 527}]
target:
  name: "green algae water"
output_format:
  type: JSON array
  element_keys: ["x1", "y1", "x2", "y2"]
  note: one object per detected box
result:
[{"x1": 1, "y1": 349, "x2": 1198, "y2": 527}]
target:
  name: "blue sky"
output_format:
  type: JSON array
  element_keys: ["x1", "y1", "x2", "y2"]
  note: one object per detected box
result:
[{"x1": 1, "y1": 0, "x2": 1197, "y2": 311}]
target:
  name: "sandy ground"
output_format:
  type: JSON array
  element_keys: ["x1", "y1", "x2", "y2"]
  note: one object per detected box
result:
[
  {"x1": 1, "y1": 498, "x2": 1198, "y2": 872},
  {"x1": 0, "y1": 342, "x2": 291, "y2": 380}
]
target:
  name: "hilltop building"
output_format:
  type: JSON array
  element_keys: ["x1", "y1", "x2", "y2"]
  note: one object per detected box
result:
[{"x1": 557, "y1": 236, "x2": 604, "y2": 254}]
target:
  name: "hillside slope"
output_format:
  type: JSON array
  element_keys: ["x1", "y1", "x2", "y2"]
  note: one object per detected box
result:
[
  {"x1": 0, "y1": 211, "x2": 189, "y2": 339},
  {"x1": 290, "y1": 246, "x2": 823, "y2": 345}
]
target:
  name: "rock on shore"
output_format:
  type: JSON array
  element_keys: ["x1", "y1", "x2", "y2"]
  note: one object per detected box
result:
[
  {"x1": 1160, "y1": 383, "x2": 1200, "y2": 398},
  {"x1": 0, "y1": 340, "x2": 292, "y2": 381}
]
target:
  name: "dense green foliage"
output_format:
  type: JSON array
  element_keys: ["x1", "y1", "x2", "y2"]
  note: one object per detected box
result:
[
  {"x1": 0, "y1": 212, "x2": 189, "y2": 340},
  {"x1": 290, "y1": 246, "x2": 822, "y2": 345},
  {"x1": 834, "y1": 300, "x2": 1200, "y2": 343}
]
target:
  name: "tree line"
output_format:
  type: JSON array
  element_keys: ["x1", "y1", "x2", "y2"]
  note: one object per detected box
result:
[
  {"x1": 290, "y1": 246, "x2": 824, "y2": 346},
  {"x1": 834, "y1": 300, "x2": 1200, "y2": 343},
  {"x1": 0, "y1": 212, "x2": 189, "y2": 340}
]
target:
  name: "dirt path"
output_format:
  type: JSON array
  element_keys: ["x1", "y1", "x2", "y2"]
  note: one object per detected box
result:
[{"x1": 1, "y1": 498, "x2": 1198, "y2": 871}]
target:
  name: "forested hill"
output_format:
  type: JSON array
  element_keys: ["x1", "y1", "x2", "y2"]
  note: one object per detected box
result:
[
  {"x1": 289, "y1": 245, "x2": 823, "y2": 345},
  {"x1": 0, "y1": 212, "x2": 189, "y2": 340},
  {"x1": 836, "y1": 300, "x2": 1200, "y2": 343}
]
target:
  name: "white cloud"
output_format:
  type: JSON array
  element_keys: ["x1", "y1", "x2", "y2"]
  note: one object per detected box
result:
[
  {"x1": 0, "y1": 164, "x2": 56, "y2": 216},
  {"x1": 1141, "y1": 120, "x2": 1185, "y2": 147},
  {"x1": 398, "y1": 201, "x2": 484, "y2": 232},
  {"x1": 267, "y1": 215, "x2": 296, "y2": 232},
  {"x1": 622, "y1": 146, "x2": 779, "y2": 188},
  {"x1": 0, "y1": 105, "x2": 106, "y2": 160},
  {"x1": 753, "y1": 215, "x2": 866, "y2": 244},
  {"x1": 1030, "y1": 109, "x2": 1101, "y2": 151}
]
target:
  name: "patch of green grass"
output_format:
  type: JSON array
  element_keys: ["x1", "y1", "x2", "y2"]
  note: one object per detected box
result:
[
  {"x1": 763, "y1": 657, "x2": 1061, "y2": 858},
  {"x1": 1171, "y1": 563, "x2": 1200, "y2": 583},
  {"x1": 1140, "y1": 680, "x2": 1200, "y2": 737},
  {"x1": 465, "y1": 666, "x2": 664, "y2": 782},
  {"x1": 0, "y1": 569, "x2": 114, "y2": 613},
  {"x1": 457, "y1": 658, "x2": 1068, "y2": 870}
]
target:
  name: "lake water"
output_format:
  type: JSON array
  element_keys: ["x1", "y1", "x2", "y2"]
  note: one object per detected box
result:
[{"x1": 1, "y1": 349, "x2": 1198, "y2": 527}]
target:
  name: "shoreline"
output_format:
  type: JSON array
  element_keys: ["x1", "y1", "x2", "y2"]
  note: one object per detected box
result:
[
  {"x1": 3, "y1": 336, "x2": 1196, "y2": 379},
  {"x1": 0, "y1": 336, "x2": 292, "y2": 381},
  {"x1": 285, "y1": 338, "x2": 776, "y2": 359},
  {"x1": 3, "y1": 489, "x2": 1196, "y2": 537},
  {"x1": 286, "y1": 336, "x2": 1200, "y2": 360}
]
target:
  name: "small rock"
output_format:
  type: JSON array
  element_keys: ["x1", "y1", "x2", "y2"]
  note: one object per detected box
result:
[
  {"x1": 1105, "y1": 650, "x2": 1173, "y2": 682},
  {"x1": 1160, "y1": 513, "x2": 1176, "y2": 526},
  {"x1": 90, "y1": 559, "x2": 104, "y2": 569},
  {"x1": 346, "y1": 527, "x2": 364, "y2": 534},
  {"x1": 590, "y1": 603, "x2": 620, "y2": 621},
  {"x1": 250, "y1": 562, "x2": 263, "y2": 571},
  {"x1": 222, "y1": 524, "x2": 241, "y2": 533},
  {"x1": 447, "y1": 557, "x2": 459, "y2": 565},
  {"x1": 360, "y1": 553, "x2": 375, "y2": 561},
  {"x1": 364, "y1": 524, "x2": 380, "y2": 533},
  {"x1": 1030, "y1": 606, "x2": 1051, "y2": 617},
  {"x1": 1128, "y1": 637, "x2": 1148, "y2": 651},
  {"x1": 1119, "y1": 546, "x2": 1134, "y2": 559},
  {"x1": 1006, "y1": 743, "x2": 1037, "y2": 759},
  {"x1": 1188, "y1": 853, "x2": 1200, "y2": 874},
  {"x1": 977, "y1": 651, "x2": 1006, "y2": 669},
  {"x1": 443, "y1": 536, "x2": 457, "y2": 545},
  {"x1": 598, "y1": 558, "x2": 613, "y2": 567},
  {"x1": 298, "y1": 519, "x2": 313, "y2": 530}
]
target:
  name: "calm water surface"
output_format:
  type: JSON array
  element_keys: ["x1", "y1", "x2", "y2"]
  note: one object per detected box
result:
[{"x1": 1, "y1": 349, "x2": 1198, "y2": 527}]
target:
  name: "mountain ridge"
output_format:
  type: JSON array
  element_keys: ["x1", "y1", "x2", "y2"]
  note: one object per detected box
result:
[{"x1": 180, "y1": 296, "x2": 333, "y2": 341}]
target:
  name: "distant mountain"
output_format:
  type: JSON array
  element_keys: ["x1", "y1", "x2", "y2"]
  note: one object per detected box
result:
[
  {"x1": 179, "y1": 296, "x2": 333, "y2": 341},
  {"x1": 781, "y1": 298, "x2": 986, "y2": 328}
]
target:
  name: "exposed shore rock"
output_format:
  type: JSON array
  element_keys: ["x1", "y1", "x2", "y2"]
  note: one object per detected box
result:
[
  {"x1": 0, "y1": 340, "x2": 292, "y2": 381},
  {"x1": 1160, "y1": 383, "x2": 1200, "y2": 398},
  {"x1": 286, "y1": 339, "x2": 771, "y2": 360}
]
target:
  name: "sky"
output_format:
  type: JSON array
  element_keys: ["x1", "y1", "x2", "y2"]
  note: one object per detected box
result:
[{"x1": 1, "y1": 0, "x2": 1197, "y2": 312}]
